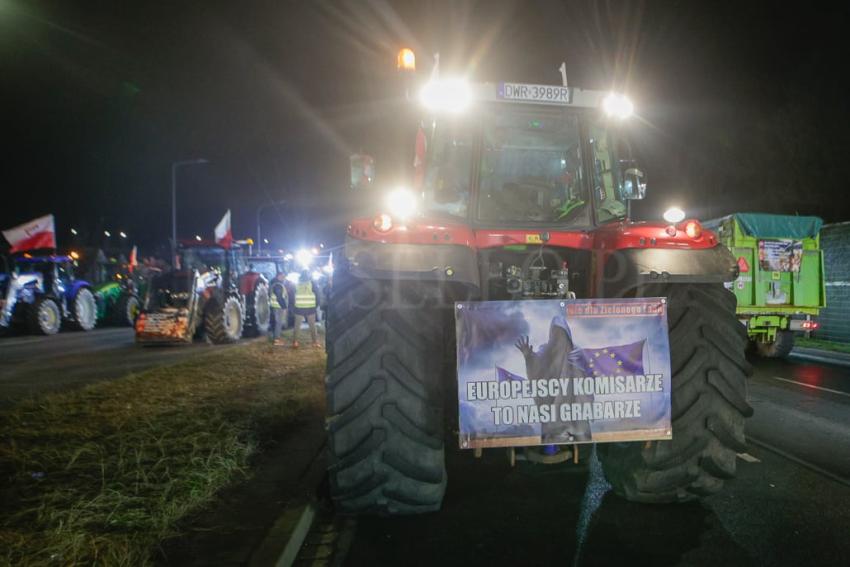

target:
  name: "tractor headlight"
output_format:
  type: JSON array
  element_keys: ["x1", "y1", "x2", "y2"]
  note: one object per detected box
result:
[
  {"x1": 602, "y1": 93, "x2": 634, "y2": 119},
  {"x1": 385, "y1": 188, "x2": 418, "y2": 220},
  {"x1": 295, "y1": 249, "x2": 314, "y2": 268},
  {"x1": 663, "y1": 207, "x2": 686, "y2": 223},
  {"x1": 420, "y1": 78, "x2": 472, "y2": 113}
]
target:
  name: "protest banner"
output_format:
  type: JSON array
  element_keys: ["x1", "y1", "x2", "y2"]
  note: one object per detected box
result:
[{"x1": 455, "y1": 298, "x2": 672, "y2": 449}]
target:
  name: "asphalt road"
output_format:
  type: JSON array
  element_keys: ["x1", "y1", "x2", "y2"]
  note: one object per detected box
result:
[
  {"x1": 0, "y1": 328, "x2": 211, "y2": 406},
  {"x1": 299, "y1": 353, "x2": 850, "y2": 567}
]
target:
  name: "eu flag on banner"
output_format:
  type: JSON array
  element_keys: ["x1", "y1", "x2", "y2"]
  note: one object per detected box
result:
[
  {"x1": 577, "y1": 340, "x2": 645, "y2": 377},
  {"x1": 496, "y1": 366, "x2": 526, "y2": 382}
]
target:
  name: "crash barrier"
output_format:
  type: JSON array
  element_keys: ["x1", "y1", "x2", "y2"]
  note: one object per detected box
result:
[{"x1": 815, "y1": 221, "x2": 850, "y2": 343}]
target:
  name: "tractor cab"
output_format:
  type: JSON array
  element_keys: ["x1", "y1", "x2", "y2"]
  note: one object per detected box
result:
[
  {"x1": 13, "y1": 255, "x2": 77, "y2": 298},
  {"x1": 418, "y1": 92, "x2": 637, "y2": 229}
]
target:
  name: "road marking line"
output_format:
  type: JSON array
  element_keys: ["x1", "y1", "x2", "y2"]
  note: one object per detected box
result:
[
  {"x1": 736, "y1": 452, "x2": 761, "y2": 463},
  {"x1": 772, "y1": 376, "x2": 850, "y2": 398},
  {"x1": 747, "y1": 437, "x2": 850, "y2": 489}
]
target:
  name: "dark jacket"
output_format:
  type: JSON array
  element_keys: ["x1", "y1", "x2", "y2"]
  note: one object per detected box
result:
[{"x1": 270, "y1": 280, "x2": 287, "y2": 309}]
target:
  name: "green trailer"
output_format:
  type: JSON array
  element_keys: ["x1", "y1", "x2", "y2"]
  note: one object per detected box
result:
[{"x1": 705, "y1": 213, "x2": 825, "y2": 357}]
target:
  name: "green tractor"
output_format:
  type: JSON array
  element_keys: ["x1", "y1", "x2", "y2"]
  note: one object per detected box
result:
[{"x1": 91, "y1": 256, "x2": 141, "y2": 327}]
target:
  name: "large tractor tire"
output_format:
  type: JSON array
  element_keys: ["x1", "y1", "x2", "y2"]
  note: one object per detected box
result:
[
  {"x1": 28, "y1": 296, "x2": 62, "y2": 335},
  {"x1": 597, "y1": 283, "x2": 753, "y2": 503},
  {"x1": 755, "y1": 329, "x2": 794, "y2": 358},
  {"x1": 113, "y1": 294, "x2": 140, "y2": 327},
  {"x1": 70, "y1": 288, "x2": 98, "y2": 331},
  {"x1": 204, "y1": 296, "x2": 244, "y2": 344},
  {"x1": 325, "y1": 263, "x2": 448, "y2": 515},
  {"x1": 244, "y1": 282, "x2": 271, "y2": 336}
]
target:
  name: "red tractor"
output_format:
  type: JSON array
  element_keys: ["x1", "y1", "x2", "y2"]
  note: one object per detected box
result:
[
  {"x1": 324, "y1": 51, "x2": 752, "y2": 514},
  {"x1": 135, "y1": 241, "x2": 270, "y2": 344}
]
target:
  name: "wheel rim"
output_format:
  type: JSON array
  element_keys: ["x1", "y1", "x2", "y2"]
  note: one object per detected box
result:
[
  {"x1": 76, "y1": 290, "x2": 96, "y2": 329},
  {"x1": 225, "y1": 300, "x2": 242, "y2": 338},
  {"x1": 128, "y1": 298, "x2": 140, "y2": 323},
  {"x1": 40, "y1": 301, "x2": 59, "y2": 333},
  {"x1": 255, "y1": 286, "x2": 270, "y2": 327}
]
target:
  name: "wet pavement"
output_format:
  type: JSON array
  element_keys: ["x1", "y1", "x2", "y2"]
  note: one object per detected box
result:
[
  {"x1": 313, "y1": 355, "x2": 850, "y2": 566},
  {"x1": 0, "y1": 328, "x2": 212, "y2": 405}
]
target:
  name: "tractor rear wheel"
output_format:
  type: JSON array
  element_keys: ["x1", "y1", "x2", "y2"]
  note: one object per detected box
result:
[
  {"x1": 325, "y1": 264, "x2": 447, "y2": 514},
  {"x1": 113, "y1": 294, "x2": 140, "y2": 327},
  {"x1": 71, "y1": 288, "x2": 97, "y2": 331},
  {"x1": 205, "y1": 296, "x2": 244, "y2": 344},
  {"x1": 597, "y1": 283, "x2": 753, "y2": 503},
  {"x1": 28, "y1": 296, "x2": 61, "y2": 335},
  {"x1": 245, "y1": 282, "x2": 271, "y2": 336},
  {"x1": 755, "y1": 329, "x2": 794, "y2": 358}
]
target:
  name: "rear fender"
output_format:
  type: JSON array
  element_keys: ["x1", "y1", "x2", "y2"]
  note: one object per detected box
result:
[
  {"x1": 600, "y1": 246, "x2": 739, "y2": 297},
  {"x1": 239, "y1": 272, "x2": 263, "y2": 296},
  {"x1": 344, "y1": 236, "x2": 480, "y2": 293}
]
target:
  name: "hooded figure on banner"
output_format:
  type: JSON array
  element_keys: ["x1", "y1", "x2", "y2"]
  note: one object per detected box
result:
[{"x1": 515, "y1": 315, "x2": 646, "y2": 443}]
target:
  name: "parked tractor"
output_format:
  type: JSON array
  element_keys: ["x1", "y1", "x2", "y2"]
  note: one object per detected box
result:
[
  {"x1": 135, "y1": 242, "x2": 270, "y2": 344},
  {"x1": 323, "y1": 50, "x2": 752, "y2": 514},
  {"x1": 90, "y1": 258, "x2": 141, "y2": 327},
  {"x1": 705, "y1": 213, "x2": 825, "y2": 357},
  {"x1": 0, "y1": 254, "x2": 97, "y2": 335}
]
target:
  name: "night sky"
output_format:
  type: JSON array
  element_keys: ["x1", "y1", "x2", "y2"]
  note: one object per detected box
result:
[{"x1": 3, "y1": 1, "x2": 850, "y2": 254}]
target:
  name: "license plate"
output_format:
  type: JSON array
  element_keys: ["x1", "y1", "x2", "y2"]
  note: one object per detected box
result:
[{"x1": 498, "y1": 82, "x2": 572, "y2": 105}]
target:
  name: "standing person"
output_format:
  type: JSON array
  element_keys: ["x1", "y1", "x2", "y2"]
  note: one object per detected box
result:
[
  {"x1": 289, "y1": 270, "x2": 320, "y2": 349},
  {"x1": 269, "y1": 272, "x2": 288, "y2": 346}
]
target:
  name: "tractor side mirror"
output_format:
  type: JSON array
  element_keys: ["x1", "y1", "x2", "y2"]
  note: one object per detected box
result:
[
  {"x1": 350, "y1": 153, "x2": 375, "y2": 191},
  {"x1": 620, "y1": 160, "x2": 646, "y2": 200}
]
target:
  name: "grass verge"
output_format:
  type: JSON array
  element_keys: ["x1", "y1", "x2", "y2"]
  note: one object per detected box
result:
[
  {"x1": 0, "y1": 339, "x2": 325, "y2": 566},
  {"x1": 796, "y1": 336, "x2": 850, "y2": 355}
]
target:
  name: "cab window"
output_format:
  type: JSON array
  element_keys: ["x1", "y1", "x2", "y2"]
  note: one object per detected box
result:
[{"x1": 589, "y1": 123, "x2": 627, "y2": 223}]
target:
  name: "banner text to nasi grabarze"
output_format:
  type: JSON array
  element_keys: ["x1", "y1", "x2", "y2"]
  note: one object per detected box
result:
[
  {"x1": 567, "y1": 302, "x2": 663, "y2": 317},
  {"x1": 490, "y1": 400, "x2": 643, "y2": 425},
  {"x1": 466, "y1": 374, "x2": 664, "y2": 402}
]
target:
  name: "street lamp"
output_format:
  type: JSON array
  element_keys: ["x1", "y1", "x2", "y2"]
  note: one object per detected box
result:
[
  {"x1": 172, "y1": 158, "x2": 209, "y2": 262},
  {"x1": 70, "y1": 228, "x2": 78, "y2": 235},
  {"x1": 104, "y1": 230, "x2": 111, "y2": 237},
  {"x1": 119, "y1": 231, "x2": 127, "y2": 239},
  {"x1": 256, "y1": 199, "x2": 286, "y2": 254}
]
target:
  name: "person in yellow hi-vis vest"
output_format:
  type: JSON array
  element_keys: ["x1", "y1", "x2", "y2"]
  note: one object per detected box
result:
[{"x1": 288, "y1": 269, "x2": 320, "y2": 348}]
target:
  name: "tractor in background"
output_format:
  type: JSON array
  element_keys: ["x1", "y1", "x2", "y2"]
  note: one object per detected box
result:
[
  {"x1": 0, "y1": 254, "x2": 97, "y2": 335},
  {"x1": 89, "y1": 254, "x2": 141, "y2": 327},
  {"x1": 135, "y1": 241, "x2": 270, "y2": 344}
]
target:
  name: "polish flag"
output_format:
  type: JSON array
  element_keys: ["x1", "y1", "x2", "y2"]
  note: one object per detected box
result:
[
  {"x1": 128, "y1": 245, "x2": 138, "y2": 273},
  {"x1": 2, "y1": 214, "x2": 56, "y2": 253},
  {"x1": 214, "y1": 210, "x2": 232, "y2": 249}
]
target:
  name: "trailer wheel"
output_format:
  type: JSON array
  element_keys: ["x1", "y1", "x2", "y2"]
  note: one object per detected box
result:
[
  {"x1": 28, "y1": 296, "x2": 61, "y2": 335},
  {"x1": 755, "y1": 330, "x2": 794, "y2": 358},
  {"x1": 205, "y1": 296, "x2": 244, "y2": 344},
  {"x1": 113, "y1": 294, "x2": 140, "y2": 327},
  {"x1": 597, "y1": 284, "x2": 753, "y2": 503},
  {"x1": 325, "y1": 262, "x2": 447, "y2": 514},
  {"x1": 70, "y1": 288, "x2": 98, "y2": 331}
]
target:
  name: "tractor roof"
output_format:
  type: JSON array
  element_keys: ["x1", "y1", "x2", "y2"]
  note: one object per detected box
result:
[{"x1": 470, "y1": 82, "x2": 609, "y2": 110}]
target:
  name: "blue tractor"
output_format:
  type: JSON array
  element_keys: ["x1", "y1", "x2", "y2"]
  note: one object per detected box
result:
[{"x1": 0, "y1": 255, "x2": 98, "y2": 335}]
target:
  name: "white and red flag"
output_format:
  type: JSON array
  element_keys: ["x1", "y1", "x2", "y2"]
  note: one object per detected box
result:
[
  {"x1": 214, "y1": 210, "x2": 232, "y2": 249},
  {"x1": 128, "y1": 245, "x2": 138, "y2": 273},
  {"x1": 2, "y1": 214, "x2": 56, "y2": 253}
]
